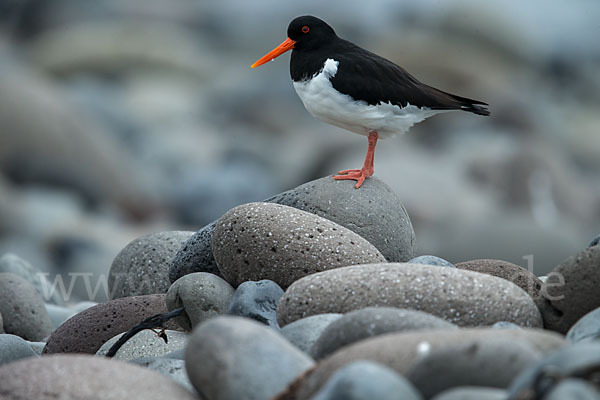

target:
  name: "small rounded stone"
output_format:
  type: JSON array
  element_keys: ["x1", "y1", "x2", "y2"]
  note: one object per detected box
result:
[
  {"x1": 310, "y1": 307, "x2": 457, "y2": 359},
  {"x1": 166, "y1": 272, "x2": 234, "y2": 331},
  {"x1": 281, "y1": 314, "x2": 343, "y2": 353},
  {"x1": 96, "y1": 329, "x2": 187, "y2": 360},
  {"x1": 544, "y1": 379, "x2": 600, "y2": 400},
  {"x1": 310, "y1": 360, "x2": 423, "y2": 400},
  {"x1": 409, "y1": 255, "x2": 455, "y2": 268},
  {"x1": 0, "y1": 354, "x2": 198, "y2": 399},
  {"x1": 0, "y1": 273, "x2": 52, "y2": 341},
  {"x1": 108, "y1": 231, "x2": 194, "y2": 299},
  {"x1": 566, "y1": 306, "x2": 600, "y2": 343},
  {"x1": 43, "y1": 294, "x2": 180, "y2": 354},
  {"x1": 185, "y1": 316, "x2": 314, "y2": 400},
  {"x1": 404, "y1": 339, "x2": 541, "y2": 398},
  {"x1": 213, "y1": 202, "x2": 385, "y2": 289},
  {"x1": 0, "y1": 253, "x2": 63, "y2": 305},
  {"x1": 129, "y1": 357, "x2": 194, "y2": 392},
  {"x1": 227, "y1": 280, "x2": 284, "y2": 328},
  {"x1": 277, "y1": 263, "x2": 543, "y2": 328},
  {"x1": 0, "y1": 334, "x2": 38, "y2": 366},
  {"x1": 543, "y1": 246, "x2": 600, "y2": 333}
]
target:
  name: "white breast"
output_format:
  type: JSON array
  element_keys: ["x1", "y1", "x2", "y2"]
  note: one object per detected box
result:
[{"x1": 292, "y1": 58, "x2": 443, "y2": 138}]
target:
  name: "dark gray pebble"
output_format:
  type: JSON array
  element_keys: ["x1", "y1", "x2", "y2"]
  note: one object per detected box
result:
[{"x1": 227, "y1": 280, "x2": 283, "y2": 328}]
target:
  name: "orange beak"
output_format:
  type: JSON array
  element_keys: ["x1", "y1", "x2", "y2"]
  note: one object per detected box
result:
[{"x1": 251, "y1": 37, "x2": 296, "y2": 68}]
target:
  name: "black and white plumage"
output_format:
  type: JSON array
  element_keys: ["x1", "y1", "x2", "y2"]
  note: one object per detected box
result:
[{"x1": 252, "y1": 15, "x2": 489, "y2": 187}]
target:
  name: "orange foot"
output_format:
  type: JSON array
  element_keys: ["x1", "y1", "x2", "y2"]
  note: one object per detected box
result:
[{"x1": 334, "y1": 168, "x2": 373, "y2": 189}]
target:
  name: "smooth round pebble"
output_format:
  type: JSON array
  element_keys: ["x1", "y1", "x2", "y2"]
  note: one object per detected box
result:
[
  {"x1": 45, "y1": 303, "x2": 75, "y2": 331},
  {"x1": 166, "y1": 272, "x2": 234, "y2": 331},
  {"x1": 543, "y1": 246, "x2": 600, "y2": 333},
  {"x1": 0, "y1": 334, "x2": 38, "y2": 366},
  {"x1": 404, "y1": 338, "x2": 541, "y2": 398},
  {"x1": 287, "y1": 328, "x2": 564, "y2": 400},
  {"x1": 455, "y1": 258, "x2": 547, "y2": 314},
  {"x1": 227, "y1": 280, "x2": 284, "y2": 328},
  {"x1": 185, "y1": 316, "x2": 314, "y2": 400},
  {"x1": 589, "y1": 234, "x2": 600, "y2": 248},
  {"x1": 0, "y1": 253, "x2": 63, "y2": 305},
  {"x1": 263, "y1": 176, "x2": 416, "y2": 262},
  {"x1": 310, "y1": 360, "x2": 422, "y2": 400},
  {"x1": 108, "y1": 231, "x2": 194, "y2": 299},
  {"x1": 28, "y1": 341, "x2": 45, "y2": 356},
  {"x1": 431, "y1": 387, "x2": 507, "y2": 400},
  {"x1": 310, "y1": 307, "x2": 457, "y2": 359},
  {"x1": 277, "y1": 263, "x2": 543, "y2": 328},
  {"x1": 409, "y1": 255, "x2": 455, "y2": 268},
  {"x1": 281, "y1": 314, "x2": 343, "y2": 353},
  {"x1": 213, "y1": 202, "x2": 385, "y2": 289},
  {"x1": 507, "y1": 342, "x2": 600, "y2": 399},
  {"x1": 567, "y1": 306, "x2": 600, "y2": 343},
  {"x1": 0, "y1": 272, "x2": 52, "y2": 341},
  {"x1": 0, "y1": 354, "x2": 198, "y2": 399},
  {"x1": 169, "y1": 176, "x2": 416, "y2": 284},
  {"x1": 96, "y1": 329, "x2": 187, "y2": 360},
  {"x1": 544, "y1": 379, "x2": 600, "y2": 400},
  {"x1": 129, "y1": 357, "x2": 194, "y2": 392},
  {"x1": 43, "y1": 294, "x2": 180, "y2": 354}
]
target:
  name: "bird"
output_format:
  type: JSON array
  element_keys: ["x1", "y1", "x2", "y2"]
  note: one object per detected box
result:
[{"x1": 251, "y1": 15, "x2": 489, "y2": 189}]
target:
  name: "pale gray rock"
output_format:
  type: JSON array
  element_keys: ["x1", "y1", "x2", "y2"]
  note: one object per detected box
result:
[
  {"x1": 226, "y1": 280, "x2": 284, "y2": 328},
  {"x1": 166, "y1": 272, "x2": 234, "y2": 331},
  {"x1": 567, "y1": 306, "x2": 600, "y2": 343},
  {"x1": 0, "y1": 334, "x2": 38, "y2": 366},
  {"x1": 96, "y1": 329, "x2": 188, "y2": 360},
  {"x1": 281, "y1": 314, "x2": 343, "y2": 353},
  {"x1": 432, "y1": 387, "x2": 507, "y2": 400}
]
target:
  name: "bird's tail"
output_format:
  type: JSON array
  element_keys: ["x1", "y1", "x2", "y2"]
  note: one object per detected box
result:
[{"x1": 447, "y1": 92, "x2": 490, "y2": 116}]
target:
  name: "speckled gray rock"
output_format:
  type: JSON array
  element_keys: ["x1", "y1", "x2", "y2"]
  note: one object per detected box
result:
[
  {"x1": 166, "y1": 272, "x2": 234, "y2": 331},
  {"x1": 404, "y1": 338, "x2": 541, "y2": 398},
  {"x1": 0, "y1": 334, "x2": 38, "y2": 366},
  {"x1": 310, "y1": 307, "x2": 457, "y2": 359},
  {"x1": 455, "y1": 259, "x2": 548, "y2": 316},
  {"x1": 170, "y1": 176, "x2": 416, "y2": 284},
  {"x1": 227, "y1": 280, "x2": 284, "y2": 328},
  {"x1": 310, "y1": 361, "x2": 423, "y2": 400},
  {"x1": 288, "y1": 328, "x2": 564, "y2": 400},
  {"x1": 431, "y1": 387, "x2": 507, "y2": 400},
  {"x1": 281, "y1": 314, "x2": 343, "y2": 353},
  {"x1": 0, "y1": 354, "x2": 198, "y2": 399},
  {"x1": 544, "y1": 380, "x2": 600, "y2": 400},
  {"x1": 43, "y1": 294, "x2": 180, "y2": 354},
  {"x1": 543, "y1": 246, "x2": 600, "y2": 333},
  {"x1": 507, "y1": 342, "x2": 600, "y2": 399},
  {"x1": 108, "y1": 231, "x2": 194, "y2": 299},
  {"x1": 213, "y1": 203, "x2": 385, "y2": 289},
  {"x1": 129, "y1": 357, "x2": 194, "y2": 392},
  {"x1": 45, "y1": 303, "x2": 75, "y2": 331},
  {"x1": 409, "y1": 255, "x2": 455, "y2": 268},
  {"x1": 263, "y1": 176, "x2": 415, "y2": 262},
  {"x1": 96, "y1": 329, "x2": 188, "y2": 360},
  {"x1": 0, "y1": 273, "x2": 52, "y2": 341},
  {"x1": 567, "y1": 307, "x2": 600, "y2": 343},
  {"x1": 277, "y1": 263, "x2": 543, "y2": 328},
  {"x1": 185, "y1": 316, "x2": 314, "y2": 400},
  {"x1": 169, "y1": 223, "x2": 222, "y2": 283},
  {"x1": 0, "y1": 253, "x2": 63, "y2": 305}
]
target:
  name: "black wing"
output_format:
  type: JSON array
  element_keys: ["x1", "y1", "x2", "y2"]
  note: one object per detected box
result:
[{"x1": 330, "y1": 39, "x2": 490, "y2": 116}]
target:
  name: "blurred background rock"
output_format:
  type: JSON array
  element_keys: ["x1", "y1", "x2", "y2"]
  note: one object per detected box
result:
[{"x1": 0, "y1": 0, "x2": 598, "y2": 300}]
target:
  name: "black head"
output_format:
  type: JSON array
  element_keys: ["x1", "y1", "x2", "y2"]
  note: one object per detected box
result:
[{"x1": 287, "y1": 16, "x2": 337, "y2": 51}]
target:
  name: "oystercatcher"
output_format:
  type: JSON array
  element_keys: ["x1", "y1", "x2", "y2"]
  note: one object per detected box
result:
[{"x1": 252, "y1": 15, "x2": 489, "y2": 188}]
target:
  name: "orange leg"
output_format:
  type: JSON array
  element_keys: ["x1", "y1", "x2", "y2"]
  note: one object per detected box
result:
[{"x1": 334, "y1": 130, "x2": 378, "y2": 189}]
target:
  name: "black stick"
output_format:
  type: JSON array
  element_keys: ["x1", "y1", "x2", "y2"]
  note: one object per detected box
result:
[{"x1": 105, "y1": 307, "x2": 185, "y2": 358}]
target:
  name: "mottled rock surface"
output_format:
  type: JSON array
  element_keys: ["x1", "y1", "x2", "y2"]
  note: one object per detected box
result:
[{"x1": 213, "y1": 203, "x2": 385, "y2": 288}]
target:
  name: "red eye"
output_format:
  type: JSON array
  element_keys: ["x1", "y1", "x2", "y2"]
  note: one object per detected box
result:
[{"x1": 302, "y1": 25, "x2": 310, "y2": 33}]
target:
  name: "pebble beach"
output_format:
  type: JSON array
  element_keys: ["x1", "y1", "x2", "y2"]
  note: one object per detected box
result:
[{"x1": 1, "y1": 1, "x2": 600, "y2": 399}]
